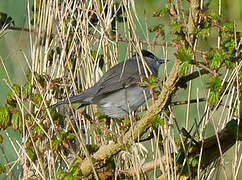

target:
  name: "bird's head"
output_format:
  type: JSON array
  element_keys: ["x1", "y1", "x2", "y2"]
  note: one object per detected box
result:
[
  {"x1": 134, "y1": 50, "x2": 165, "y2": 76},
  {"x1": 140, "y1": 49, "x2": 165, "y2": 65}
]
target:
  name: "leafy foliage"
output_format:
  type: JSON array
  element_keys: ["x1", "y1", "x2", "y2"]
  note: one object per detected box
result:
[
  {"x1": 0, "y1": 12, "x2": 14, "y2": 28},
  {"x1": 176, "y1": 46, "x2": 193, "y2": 74},
  {"x1": 0, "y1": 0, "x2": 241, "y2": 179}
]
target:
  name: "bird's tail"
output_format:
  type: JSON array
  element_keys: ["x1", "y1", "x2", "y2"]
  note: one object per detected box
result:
[{"x1": 51, "y1": 89, "x2": 93, "y2": 108}]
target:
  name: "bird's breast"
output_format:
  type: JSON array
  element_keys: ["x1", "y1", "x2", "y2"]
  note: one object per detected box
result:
[{"x1": 95, "y1": 86, "x2": 151, "y2": 118}]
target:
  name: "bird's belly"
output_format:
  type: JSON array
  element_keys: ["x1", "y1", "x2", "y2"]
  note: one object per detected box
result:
[{"x1": 96, "y1": 86, "x2": 150, "y2": 118}]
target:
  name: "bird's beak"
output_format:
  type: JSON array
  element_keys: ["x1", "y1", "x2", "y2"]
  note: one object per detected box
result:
[{"x1": 157, "y1": 59, "x2": 166, "y2": 64}]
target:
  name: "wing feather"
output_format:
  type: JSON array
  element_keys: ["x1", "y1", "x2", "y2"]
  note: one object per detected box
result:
[{"x1": 93, "y1": 59, "x2": 142, "y2": 97}]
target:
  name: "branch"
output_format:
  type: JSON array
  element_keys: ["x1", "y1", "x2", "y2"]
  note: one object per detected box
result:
[
  {"x1": 187, "y1": 0, "x2": 200, "y2": 43},
  {"x1": 190, "y1": 60, "x2": 219, "y2": 77},
  {"x1": 171, "y1": 98, "x2": 206, "y2": 106},
  {"x1": 132, "y1": 117, "x2": 241, "y2": 179},
  {"x1": 5, "y1": 26, "x2": 175, "y2": 47},
  {"x1": 183, "y1": 118, "x2": 242, "y2": 178},
  {"x1": 177, "y1": 53, "x2": 242, "y2": 88},
  {"x1": 87, "y1": 33, "x2": 175, "y2": 47},
  {"x1": 120, "y1": 158, "x2": 166, "y2": 177},
  {"x1": 7, "y1": 26, "x2": 33, "y2": 32},
  {"x1": 177, "y1": 68, "x2": 208, "y2": 88},
  {"x1": 92, "y1": 118, "x2": 241, "y2": 179}
]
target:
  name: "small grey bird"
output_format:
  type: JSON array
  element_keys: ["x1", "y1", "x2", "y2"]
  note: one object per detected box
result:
[{"x1": 52, "y1": 50, "x2": 164, "y2": 118}]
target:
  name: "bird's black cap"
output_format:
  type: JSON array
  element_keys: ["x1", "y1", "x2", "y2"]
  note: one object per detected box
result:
[
  {"x1": 141, "y1": 49, "x2": 156, "y2": 59},
  {"x1": 139, "y1": 49, "x2": 165, "y2": 64}
]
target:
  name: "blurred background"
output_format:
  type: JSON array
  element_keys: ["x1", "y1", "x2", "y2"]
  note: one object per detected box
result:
[{"x1": 0, "y1": 0, "x2": 241, "y2": 179}]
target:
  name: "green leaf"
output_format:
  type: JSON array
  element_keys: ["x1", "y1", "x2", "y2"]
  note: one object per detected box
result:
[
  {"x1": 53, "y1": 139, "x2": 62, "y2": 150},
  {"x1": 207, "y1": 49, "x2": 224, "y2": 69},
  {"x1": 148, "y1": 76, "x2": 159, "y2": 89},
  {"x1": 221, "y1": 23, "x2": 234, "y2": 33},
  {"x1": 56, "y1": 171, "x2": 66, "y2": 179},
  {"x1": 139, "y1": 75, "x2": 159, "y2": 89},
  {"x1": 190, "y1": 156, "x2": 199, "y2": 167},
  {"x1": 179, "y1": 61, "x2": 189, "y2": 74},
  {"x1": 122, "y1": 118, "x2": 130, "y2": 125},
  {"x1": 7, "y1": 84, "x2": 21, "y2": 106},
  {"x1": 66, "y1": 34, "x2": 73, "y2": 52},
  {"x1": 11, "y1": 111, "x2": 22, "y2": 131},
  {"x1": 54, "y1": 113, "x2": 64, "y2": 128},
  {"x1": 26, "y1": 115, "x2": 34, "y2": 126},
  {"x1": 0, "y1": 12, "x2": 14, "y2": 28},
  {"x1": 95, "y1": 112, "x2": 106, "y2": 120},
  {"x1": 171, "y1": 19, "x2": 181, "y2": 33},
  {"x1": 209, "y1": 77, "x2": 221, "y2": 91},
  {"x1": 153, "y1": 8, "x2": 170, "y2": 17},
  {"x1": 148, "y1": 24, "x2": 164, "y2": 35},
  {"x1": 0, "y1": 135, "x2": 3, "y2": 144},
  {"x1": 151, "y1": 115, "x2": 164, "y2": 125},
  {"x1": 209, "y1": 13, "x2": 220, "y2": 20},
  {"x1": 33, "y1": 125, "x2": 44, "y2": 138},
  {"x1": 26, "y1": 148, "x2": 36, "y2": 161},
  {"x1": 208, "y1": 91, "x2": 220, "y2": 106},
  {"x1": 24, "y1": 81, "x2": 33, "y2": 96},
  {"x1": 35, "y1": 73, "x2": 49, "y2": 88},
  {"x1": 0, "y1": 163, "x2": 6, "y2": 174},
  {"x1": 176, "y1": 46, "x2": 193, "y2": 63},
  {"x1": 222, "y1": 39, "x2": 236, "y2": 52},
  {"x1": 0, "y1": 106, "x2": 10, "y2": 130},
  {"x1": 198, "y1": 28, "x2": 210, "y2": 37},
  {"x1": 208, "y1": 77, "x2": 223, "y2": 105},
  {"x1": 239, "y1": 70, "x2": 242, "y2": 79},
  {"x1": 66, "y1": 133, "x2": 75, "y2": 140},
  {"x1": 33, "y1": 94, "x2": 42, "y2": 107},
  {"x1": 63, "y1": 174, "x2": 77, "y2": 180}
]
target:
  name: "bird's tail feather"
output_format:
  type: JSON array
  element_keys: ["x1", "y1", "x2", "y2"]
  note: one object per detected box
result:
[{"x1": 51, "y1": 90, "x2": 93, "y2": 108}]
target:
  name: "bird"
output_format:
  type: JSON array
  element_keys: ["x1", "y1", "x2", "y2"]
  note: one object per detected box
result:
[{"x1": 51, "y1": 50, "x2": 165, "y2": 118}]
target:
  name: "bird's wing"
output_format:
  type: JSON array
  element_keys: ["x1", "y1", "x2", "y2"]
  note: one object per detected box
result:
[{"x1": 93, "y1": 59, "x2": 143, "y2": 96}]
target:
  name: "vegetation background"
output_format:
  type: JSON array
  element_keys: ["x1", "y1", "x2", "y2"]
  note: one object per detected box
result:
[{"x1": 0, "y1": 0, "x2": 241, "y2": 179}]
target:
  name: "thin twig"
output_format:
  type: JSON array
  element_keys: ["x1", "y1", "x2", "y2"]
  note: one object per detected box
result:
[{"x1": 190, "y1": 59, "x2": 219, "y2": 77}]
